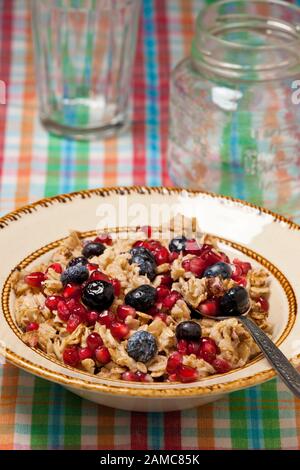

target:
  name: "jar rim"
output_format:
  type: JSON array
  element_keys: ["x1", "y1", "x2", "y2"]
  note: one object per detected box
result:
[{"x1": 195, "y1": 0, "x2": 300, "y2": 50}]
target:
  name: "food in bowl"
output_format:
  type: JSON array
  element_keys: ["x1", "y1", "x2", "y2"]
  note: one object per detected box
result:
[{"x1": 12, "y1": 227, "x2": 271, "y2": 383}]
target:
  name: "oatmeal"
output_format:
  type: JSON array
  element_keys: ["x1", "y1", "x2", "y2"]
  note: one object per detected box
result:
[{"x1": 12, "y1": 227, "x2": 271, "y2": 383}]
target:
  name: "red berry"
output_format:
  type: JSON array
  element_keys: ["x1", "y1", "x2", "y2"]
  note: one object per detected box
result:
[
  {"x1": 156, "y1": 286, "x2": 170, "y2": 301},
  {"x1": 177, "y1": 365, "x2": 198, "y2": 383},
  {"x1": 89, "y1": 270, "x2": 110, "y2": 282},
  {"x1": 187, "y1": 341, "x2": 201, "y2": 355},
  {"x1": 57, "y1": 300, "x2": 71, "y2": 321},
  {"x1": 133, "y1": 240, "x2": 145, "y2": 248},
  {"x1": 78, "y1": 347, "x2": 93, "y2": 361},
  {"x1": 121, "y1": 371, "x2": 139, "y2": 382},
  {"x1": 63, "y1": 345, "x2": 79, "y2": 366},
  {"x1": 98, "y1": 310, "x2": 115, "y2": 327},
  {"x1": 160, "y1": 275, "x2": 173, "y2": 288},
  {"x1": 166, "y1": 351, "x2": 183, "y2": 373},
  {"x1": 94, "y1": 346, "x2": 111, "y2": 364},
  {"x1": 198, "y1": 337, "x2": 219, "y2": 364},
  {"x1": 154, "y1": 246, "x2": 170, "y2": 265},
  {"x1": 212, "y1": 357, "x2": 231, "y2": 374},
  {"x1": 189, "y1": 257, "x2": 206, "y2": 277},
  {"x1": 66, "y1": 298, "x2": 87, "y2": 319},
  {"x1": 184, "y1": 239, "x2": 202, "y2": 256},
  {"x1": 153, "y1": 312, "x2": 168, "y2": 323},
  {"x1": 45, "y1": 295, "x2": 64, "y2": 311},
  {"x1": 143, "y1": 239, "x2": 162, "y2": 253},
  {"x1": 63, "y1": 283, "x2": 81, "y2": 299},
  {"x1": 86, "y1": 332, "x2": 103, "y2": 351},
  {"x1": 258, "y1": 297, "x2": 269, "y2": 312},
  {"x1": 111, "y1": 278, "x2": 121, "y2": 296},
  {"x1": 94, "y1": 233, "x2": 113, "y2": 245},
  {"x1": 24, "y1": 272, "x2": 45, "y2": 288},
  {"x1": 177, "y1": 339, "x2": 188, "y2": 355},
  {"x1": 169, "y1": 251, "x2": 179, "y2": 262},
  {"x1": 26, "y1": 322, "x2": 39, "y2": 332},
  {"x1": 162, "y1": 290, "x2": 181, "y2": 310},
  {"x1": 86, "y1": 310, "x2": 99, "y2": 326},
  {"x1": 110, "y1": 322, "x2": 129, "y2": 340},
  {"x1": 86, "y1": 263, "x2": 99, "y2": 273},
  {"x1": 46, "y1": 263, "x2": 62, "y2": 274},
  {"x1": 233, "y1": 258, "x2": 252, "y2": 275},
  {"x1": 198, "y1": 299, "x2": 219, "y2": 317},
  {"x1": 117, "y1": 305, "x2": 136, "y2": 321},
  {"x1": 66, "y1": 314, "x2": 81, "y2": 333}
]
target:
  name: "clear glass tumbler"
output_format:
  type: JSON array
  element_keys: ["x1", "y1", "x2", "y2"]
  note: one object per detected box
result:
[
  {"x1": 31, "y1": 0, "x2": 140, "y2": 140},
  {"x1": 168, "y1": 0, "x2": 300, "y2": 219}
]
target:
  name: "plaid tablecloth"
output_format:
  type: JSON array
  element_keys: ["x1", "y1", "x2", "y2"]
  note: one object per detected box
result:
[{"x1": 0, "y1": 0, "x2": 300, "y2": 450}]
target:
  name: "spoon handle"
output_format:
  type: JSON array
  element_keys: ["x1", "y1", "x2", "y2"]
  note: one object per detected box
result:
[{"x1": 239, "y1": 316, "x2": 300, "y2": 398}]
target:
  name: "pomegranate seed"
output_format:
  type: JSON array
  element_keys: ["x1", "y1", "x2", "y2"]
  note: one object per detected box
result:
[
  {"x1": 78, "y1": 347, "x2": 93, "y2": 361},
  {"x1": 233, "y1": 258, "x2": 252, "y2": 275},
  {"x1": 162, "y1": 290, "x2": 181, "y2": 310},
  {"x1": 117, "y1": 305, "x2": 136, "y2": 321},
  {"x1": 219, "y1": 252, "x2": 230, "y2": 263},
  {"x1": 94, "y1": 233, "x2": 113, "y2": 245},
  {"x1": 231, "y1": 264, "x2": 243, "y2": 281},
  {"x1": 187, "y1": 341, "x2": 201, "y2": 355},
  {"x1": 63, "y1": 283, "x2": 81, "y2": 299},
  {"x1": 57, "y1": 300, "x2": 71, "y2": 321},
  {"x1": 139, "y1": 225, "x2": 152, "y2": 237},
  {"x1": 46, "y1": 263, "x2": 62, "y2": 274},
  {"x1": 160, "y1": 275, "x2": 173, "y2": 287},
  {"x1": 184, "y1": 239, "x2": 202, "y2": 256},
  {"x1": 143, "y1": 239, "x2": 162, "y2": 253},
  {"x1": 198, "y1": 299, "x2": 219, "y2": 317},
  {"x1": 63, "y1": 345, "x2": 79, "y2": 366},
  {"x1": 212, "y1": 357, "x2": 231, "y2": 374},
  {"x1": 133, "y1": 240, "x2": 145, "y2": 248},
  {"x1": 24, "y1": 272, "x2": 45, "y2": 288},
  {"x1": 166, "y1": 351, "x2": 183, "y2": 373},
  {"x1": 66, "y1": 299, "x2": 87, "y2": 319},
  {"x1": 169, "y1": 251, "x2": 179, "y2": 262},
  {"x1": 135, "y1": 371, "x2": 152, "y2": 382},
  {"x1": 86, "y1": 263, "x2": 99, "y2": 273},
  {"x1": 236, "y1": 277, "x2": 247, "y2": 287},
  {"x1": 66, "y1": 314, "x2": 81, "y2": 333},
  {"x1": 121, "y1": 371, "x2": 139, "y2": 382},
  {"x1": 182, "y1": 259, "x2": 191, "y2": 271},
  {"x1": 111, "y1": 278, "x2": 121, "y2": 296},
  {"x1": 168, "y1": 373, "x2": 179, "y2": 382},
  {"x1": 110, "y1": 322, "x2": 129, "y2": 340},
  {"x1": 156, "y1": 286, "x2": 170, "y2": 301},
  {"x1": 147, "y1": 306, "x2": 160, "y2": 316},
  {"x1": 98, "y1": 310, "x2": 115, "y2": 327},
  {"x1": 153, "y1": 312, "x2": 168, "y2": 323},
  {"x1": 94, "y1": 346, "x2": 111, "y2": 364},
  {"x1": 26, "y1": 322, "x2": 39, "y2": 332},
  {"x1": 177, "y1": 339, "x2": 188, "y2": 355},
  {"x1": 258, "y1": 297, "x2": 269, "y2": 312},
  {"x1": 198, "y1": 337, "x2": 219, "y2": 364},
  {"x1": 86, "y1": 310, "x2": 99, "y2": 326},
  {"x1": 189, "y1": 257, "x2": 206, "y2": 277},
  {"x1": 45, "y1": 295, "x2": 64, "y2": 311},
  {"x1": 177, "y1": 365, "x2": 198, "y2": 383},
  {"x1": 86, "y1": 332, "x2": 103, "y2": 351},
  {"x1": 154, "y1": 246, "x2": 170, "y2": 265},
  {"x1": 89, "y1": 270, "x2": 110, "y2": 282},
  {"x1": 201, "y1": 249, "x2": 222, "y2": 269}
]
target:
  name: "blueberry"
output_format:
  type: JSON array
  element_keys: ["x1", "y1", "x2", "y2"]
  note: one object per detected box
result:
[
  {"x1": 67, "y1": 256, "x2": 88, "y2": 268},
  {"x1": 203, "y1": 262, "x2": 232, "y2": 279},
  {"x1": 82, "y1": 242, "x2": 105, "y2": 258},
  {"x1": 127, "y1": 331, "x2": 157, "y2": 363},
  {"x1": 169, "y1": 235, "x2": 187, "y2": 253},
  {"x1": 81, "y1": 280, "x2": 115, "y2": 311},
  {"x1": 61, "y1": 264, "x2": 89, "y2": 286},
  {"x1": 130, "y1": 247, "x2": 156, "y2": 281},
  {"x1": 175, "y1": 321, "x2": 201, "y2": 342},
  {"x1": 124, "y1": 285, "x2": 157, "y2": 312},
  {"x1": 219, "y1": 286, "x2": 250, "y2": 317}
]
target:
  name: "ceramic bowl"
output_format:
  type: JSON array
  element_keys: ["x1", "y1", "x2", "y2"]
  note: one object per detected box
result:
[{"x1": 0, "y1": 187, "x2": 299, "y2": 412}]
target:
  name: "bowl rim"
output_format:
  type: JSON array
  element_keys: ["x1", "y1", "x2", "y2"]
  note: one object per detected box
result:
[{"x1": 1, "y1": 185, "x2": 300, "y2": 398}]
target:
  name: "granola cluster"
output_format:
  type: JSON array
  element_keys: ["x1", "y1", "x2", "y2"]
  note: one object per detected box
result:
[{"x1": 12, "y1": 228, "x2": 271, "y2": 383}]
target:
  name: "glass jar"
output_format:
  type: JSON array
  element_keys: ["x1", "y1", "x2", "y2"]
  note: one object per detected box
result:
[{"x1": 168, "y1": 0, "x2": 300, "y2": 219}]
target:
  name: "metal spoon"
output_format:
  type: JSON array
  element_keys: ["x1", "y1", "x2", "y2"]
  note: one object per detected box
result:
[{"x1": 194, "y1": 295, "x2": 300, "y2": 398}]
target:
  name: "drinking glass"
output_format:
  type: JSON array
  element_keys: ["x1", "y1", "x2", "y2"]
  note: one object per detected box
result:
[{"x1": 31, "y1": 0, "x2": 140, "y2": 140}]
